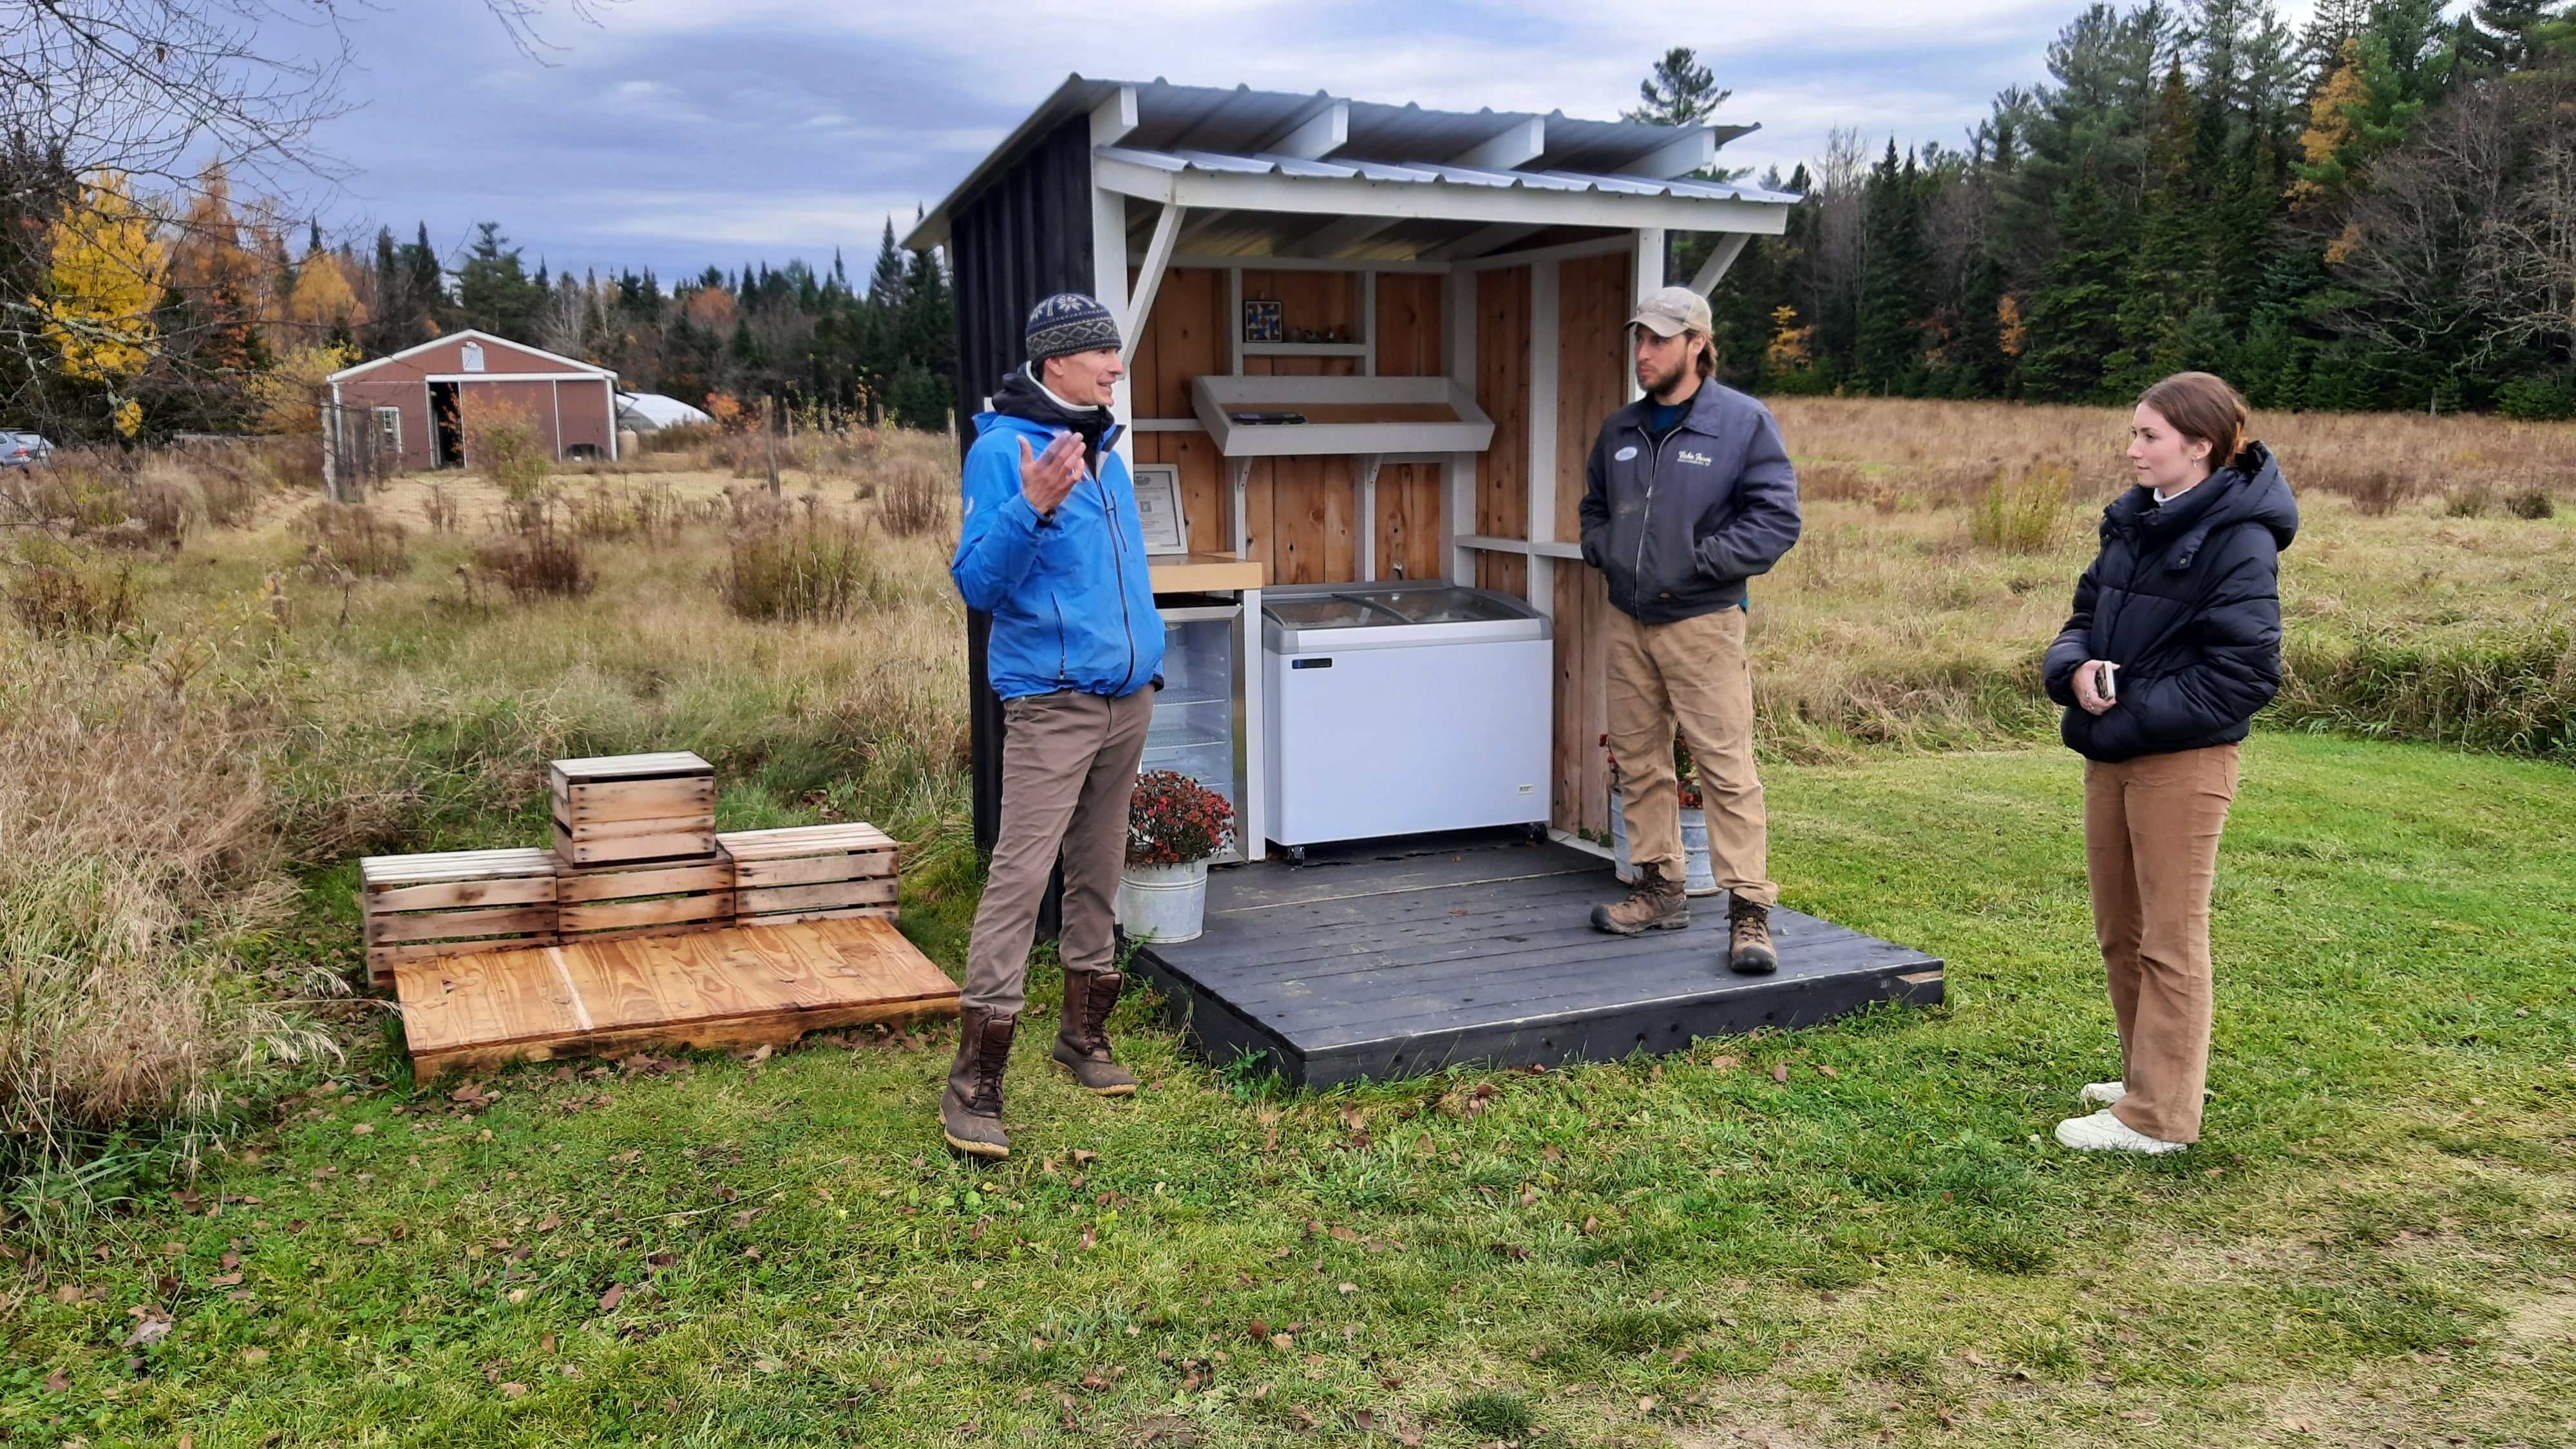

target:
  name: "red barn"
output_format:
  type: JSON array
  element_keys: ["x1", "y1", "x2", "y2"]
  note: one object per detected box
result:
[{"x1": 326, "y1": 330, "x2": 620, "y2": 476}]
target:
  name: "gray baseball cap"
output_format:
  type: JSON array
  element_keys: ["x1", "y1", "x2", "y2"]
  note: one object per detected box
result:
[{"x1": 1629, "y1": 285, "x2": 1714, "y2": 337}]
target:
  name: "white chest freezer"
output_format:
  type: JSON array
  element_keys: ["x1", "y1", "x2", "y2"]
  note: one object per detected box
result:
[{"x1": 1261, "y1": 582, "x2": 1552, "y2": 850}]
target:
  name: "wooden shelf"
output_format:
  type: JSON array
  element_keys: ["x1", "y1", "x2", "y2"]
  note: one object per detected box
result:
[
  {"x1": 1149, "y1": 553, "x2": 1265, "y2": 593},
  {"x1": 1193, "y1": 374, "x2": 1495, "y2": 459}
]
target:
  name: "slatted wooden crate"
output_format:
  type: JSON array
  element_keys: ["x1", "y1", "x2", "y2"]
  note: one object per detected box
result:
[
  {"x1": 359, "y1": 849, "x2": 559, "y2": 989},
  {"x1": 718, "y1": 823, "x2": 900, "y2": 927},
  {"x1": 555, "y1": 855, "x2": 735, "y2": 943},
  {"x1": 550, "y1": 751, "x2": 717, "y2": 866}
]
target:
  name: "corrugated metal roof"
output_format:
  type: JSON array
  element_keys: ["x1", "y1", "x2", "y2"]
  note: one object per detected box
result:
[
  {"x1": 1097, "y1": 146, "x2": 1799, "y2": 205},
  {"x1": 907, "y1": 75, "x2": 1796, "y2": 258}
]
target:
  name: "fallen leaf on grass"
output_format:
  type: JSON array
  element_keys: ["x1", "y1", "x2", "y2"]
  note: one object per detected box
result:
[
  {"x1": 208, "y1": 1273, "x2": 243, "y2": 1287},
  {"x1": 242, "y1": 1347, "x2": 268, "y2": 1363},
  {"x1": 598, "y1": 1283, "x2": 627, "y2": 1312},
  {"x1": 44, "y1": 1370, "x2": 68, "y2": 1392},
  {"x1": 499, "y1": 1381, "x2": 528, "y2": 1398},
  {"x1": 126, "y1": 1314, "x2": 174, "y2": 1347},
  {"x1": 1072, "y1": 1149, "x2": 1097, "y2": 1164},
  {"x1": 1772, "y1": 1063, "x2": 1790, "y2": 1083},
  {"x1": 536, "y1": 1212, "x2": 562, "y2": 1232},
  {"x1": 352, "y1": 1122, "x2": 375, "y2": 1135},
  {"x1": 1815, "y1": 1064, "x2": 1839, "y2": 1077}
]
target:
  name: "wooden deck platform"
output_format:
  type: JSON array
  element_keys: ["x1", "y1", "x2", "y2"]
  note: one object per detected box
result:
[
  {"x1": 394, "y1": 916, "x2": 959, "y2": 1081},
  {"x1": 1131, "y1": 833, "x2": 1942, "y2": 1089}
]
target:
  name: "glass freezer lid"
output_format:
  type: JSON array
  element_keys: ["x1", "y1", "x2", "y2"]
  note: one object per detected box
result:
[
  {"x1": 1262, "y1": 596, "x2": 1403, "y2": 630},
  {"x1": 1339, "y1": 586, "x2": 1530, "y2": 625}
]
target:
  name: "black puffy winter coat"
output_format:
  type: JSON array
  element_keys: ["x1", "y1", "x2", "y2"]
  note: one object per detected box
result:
[{"x1": 2042, "y1": 443, "x2": 2299, "y2": 763}]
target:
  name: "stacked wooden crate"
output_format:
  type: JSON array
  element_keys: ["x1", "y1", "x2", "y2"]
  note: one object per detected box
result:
[
  {"x1": 718, "y1": 822, "x2": 900, "y2": 927},
  {"x1": 358, "y1": 848, "x2": 560, "y2": 989},
  {"x1": 550, "y1": 752, "x2": 732, "y2": 942}
]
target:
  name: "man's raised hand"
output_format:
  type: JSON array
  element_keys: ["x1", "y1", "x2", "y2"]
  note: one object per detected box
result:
[{"x1": 1018, "y1": 432, "x2": 1084, "y2": 516}]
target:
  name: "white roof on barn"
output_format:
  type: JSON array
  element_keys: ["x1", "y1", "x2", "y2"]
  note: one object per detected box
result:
[
  {"x1": 905, "y1": 76, "x2": 1799, "y2": 265},
  {"x1": 327, "y1": 328, "x2": 617, "y2": 383},
  {"x1": 615, "y1": 392, "x2": 714, "y2": 431}
]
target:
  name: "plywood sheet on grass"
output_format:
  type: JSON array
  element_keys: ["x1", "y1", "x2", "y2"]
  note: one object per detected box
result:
[{"x1": 393, "y1": 917, "x2": 958, "y2": 1081}]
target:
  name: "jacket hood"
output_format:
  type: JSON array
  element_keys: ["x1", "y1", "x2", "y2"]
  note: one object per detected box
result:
[
  {"x1": 2101, "y1": 440, "x2": 2297, "y2": 567},
  {"x1": 985, "y1": 365, "x2": 1115, "y2": 471}
]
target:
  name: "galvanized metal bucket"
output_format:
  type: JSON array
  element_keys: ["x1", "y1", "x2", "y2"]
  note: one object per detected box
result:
[
  {"x1": 1608, "y1": 792, "x2": 1719, "y2": 896},
  {"x1": 1115, "y1": 860, "x2": 1210, "y2": 943}
]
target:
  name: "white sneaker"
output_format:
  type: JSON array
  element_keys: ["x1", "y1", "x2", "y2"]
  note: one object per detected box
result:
[
  {"x1": 2078, "y1": 1081, "x2": 2128, "y2": 1108},
  {"x1": 2054, "y1": 1108, "x2": 2186, "y2": 1155}
]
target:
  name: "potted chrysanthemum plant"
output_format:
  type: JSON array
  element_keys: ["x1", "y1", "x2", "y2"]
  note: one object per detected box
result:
[{"x1": 1115, "y1": 769, "x2": 1236, "y2": 943}]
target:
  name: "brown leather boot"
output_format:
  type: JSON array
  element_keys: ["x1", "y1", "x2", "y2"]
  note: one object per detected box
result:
[
  {"x1": 941, "y1": 1007, "x2": 1015, "y2": 1159},
  {"x1": 1052, "y1": 969, "x2": 1139, "y2": 1096},
  {"x1": 1589, "y1": 863, "x2": 1689, "y2": 935},
  {"x1": 1728, "y1": 896, "x2": 1778, "y2": 975}
]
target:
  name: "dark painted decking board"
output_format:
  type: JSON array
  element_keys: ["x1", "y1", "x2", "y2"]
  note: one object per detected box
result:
[{"x1": 1132, "y1": 837, "x2": 1944, "y2": 1088}]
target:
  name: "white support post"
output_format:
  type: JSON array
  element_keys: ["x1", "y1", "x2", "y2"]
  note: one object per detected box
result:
[
  {"x1": 1628, "y1": 227, "x2": 1665, "y2": 404},
  {"x1": 1444, "y1": 267, "x2": 1478, "y2": 586},
  {"x1": 1091, "y1": 87, "x2": 1140, "y2": 466},
  {"x1": 1231, "y1": 455, "x2": 1255, "y2": 560},
  {"x1": 1689, "y1": 232, "x2": 1750, "y2": 296},
  {"x1": 1120, "y1": 204, "x2": 1186, "y2": 367},
  {"x1": 1360, "y1": 270, "x2": 1376, "y2": 378},
  {"x1": 1526, "y1": 260, "x2": 1559, "y2": 619},
  {"x1": 1358, "y1": 453, "x2": 1383, "y2": 581},
  {"x1": 1227, "y1": 268, "x2": 1244, "y2": 377}
]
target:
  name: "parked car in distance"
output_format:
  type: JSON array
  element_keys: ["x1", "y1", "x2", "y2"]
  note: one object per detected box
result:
[{"x1": 1, "y1": 432, "x2": 53, "y2": 466}]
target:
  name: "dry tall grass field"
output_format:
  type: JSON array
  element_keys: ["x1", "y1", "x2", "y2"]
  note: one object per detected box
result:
[{"x1": 0, "y1": 399, "x2": 2568, "y2": 1168}]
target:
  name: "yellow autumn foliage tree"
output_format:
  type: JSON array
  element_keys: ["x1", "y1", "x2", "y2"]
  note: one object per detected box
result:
[
  {"x1": 37, "y1": 172, "x2": 167, "y2": 435},
  {"x1": 249, "y1": 342, "x2": 356, "y2": 435}
]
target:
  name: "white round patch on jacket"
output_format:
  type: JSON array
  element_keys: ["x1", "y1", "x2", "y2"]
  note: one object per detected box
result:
[{"x1": 1614, "y1": 446, "x2": 1639, "y2": 461}]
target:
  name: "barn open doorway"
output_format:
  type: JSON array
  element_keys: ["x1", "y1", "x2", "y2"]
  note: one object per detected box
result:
[{"x1": 430, "y1": 383, "x2": 462, "y2": 468}]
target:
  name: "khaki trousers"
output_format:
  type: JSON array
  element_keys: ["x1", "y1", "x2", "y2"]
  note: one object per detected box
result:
[
  {"x1": 1604, "y1": 604, "x2": 1775, "y2": 906},
  {"x1": 2083, "y1": 742, "x2": 2240, "y2": 1143},
  {"x1": 961, "y1": 687, "x2": 1153, "y2": 1019}
]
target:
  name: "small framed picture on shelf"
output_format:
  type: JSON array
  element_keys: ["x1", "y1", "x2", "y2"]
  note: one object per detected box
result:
[
  {"x1": 1242, "y1": 298, "x2": 1283, "y2": 343},
  {"x1": 1130, "y1": 463, "x2": 1189, "y2": 555}
]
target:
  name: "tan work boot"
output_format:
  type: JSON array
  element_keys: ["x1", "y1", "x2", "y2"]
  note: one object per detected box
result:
[
  {"x1": 1052, "y1": 969, "x2": 1139, "y2": 1096},
  {"x1": 1727, "y1": 896, "x2": 1779, "y2": 975},
  {"x1": 1590, "y1": 863, "x2": 1689, "y2": 935},
  {"x1": 941, "y1": 1007, "x2": 1015, "y2": 1159}
]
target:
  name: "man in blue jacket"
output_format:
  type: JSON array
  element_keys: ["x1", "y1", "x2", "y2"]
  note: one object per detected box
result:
[
  {"x1": 943, "y1": 292, "x2": 1166, "y2": 1159},
  {"x1": 1578, "y1": 287, "x2": 1801, "y2": 973}
]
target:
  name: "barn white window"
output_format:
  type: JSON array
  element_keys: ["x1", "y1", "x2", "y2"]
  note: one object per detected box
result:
[
  {"x1": 460, "y1": 342, "x2": 485, "y2": 372},
  {"x1": 373, "y1": 407, "x2": 401, "y2": 450}
]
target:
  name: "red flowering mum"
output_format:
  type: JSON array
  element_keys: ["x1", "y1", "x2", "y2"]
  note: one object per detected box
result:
[{"x1": 1127, "y1": 769, "x2": 1237, "y2": 866}]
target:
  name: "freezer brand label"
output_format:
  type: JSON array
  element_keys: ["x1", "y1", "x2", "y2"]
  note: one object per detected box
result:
[
  {"x1": 1676, "y1": 449, "x2": 1716, "y2": 466},
  {"x1": 1613, "y1": 446, "x2": 1638, "y2": 461}
]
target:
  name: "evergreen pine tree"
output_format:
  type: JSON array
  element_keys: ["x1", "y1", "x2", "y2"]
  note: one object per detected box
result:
[
  {"x1": 2016, "y1": 158, "x2": 2128, "y2": 402},
  {"x1": 1853, "y1": 142, "x2": 1929, "y2": 392},
  {"x1": 867, "y1": 219, "x2": 909, "y2": 312},
  {"x1": 1623, "y1": 48, "x2": 1729, "y2": 126}
]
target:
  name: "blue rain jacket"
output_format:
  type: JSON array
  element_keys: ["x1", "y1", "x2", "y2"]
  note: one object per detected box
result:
[{"x1": 951, "y1": 412, "x2": 1166, "y2": 701}]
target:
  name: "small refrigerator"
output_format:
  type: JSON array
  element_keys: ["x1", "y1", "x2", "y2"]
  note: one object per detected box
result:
[
  {"x1": 1149, "y1": 594, "x2": 1259, "y2": 864},
  {"x1": 1260, "y1": 582, "x2": 1551, "y2": 851}
]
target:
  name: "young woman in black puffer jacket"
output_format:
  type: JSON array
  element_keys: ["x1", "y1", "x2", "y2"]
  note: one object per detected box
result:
[{"x1": 2041, "y1": 372, "x2": 2298, "y2": 1157}]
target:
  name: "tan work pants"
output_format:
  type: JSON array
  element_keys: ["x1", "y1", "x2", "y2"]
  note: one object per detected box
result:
[
  {"x1": 2083, "y1": 742, "x2": 2240, "y2": 1143},
  {"x1": 1604, "y1": 604, "x2": 1775, "y2": 906},
  {"x1": 961, "y1": 687, "x2": 1154, "y2": 1019}
]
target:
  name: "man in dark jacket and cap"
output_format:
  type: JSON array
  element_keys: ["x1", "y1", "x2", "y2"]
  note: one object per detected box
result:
[
  {"x1": 943, "y1": 292, "x2": 1166, "y2": 1160},
  {"x1": 1577, "y1": 286, "x2": 1801, "y2": 973}
]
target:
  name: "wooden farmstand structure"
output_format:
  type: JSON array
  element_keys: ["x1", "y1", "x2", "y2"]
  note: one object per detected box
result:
[{"x1": 911, "y1": 79, "x2": 1942, "y2": 1088}]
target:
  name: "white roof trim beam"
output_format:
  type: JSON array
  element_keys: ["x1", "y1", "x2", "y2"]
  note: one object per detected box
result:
[
  {"x1": 1091, "y1": 85, "x2": 1139, "y2": 147},
  {"x1": 1092, "y1": 153, "x2": 1790, "y2": 236},
  {"x1": 1121, "y1": 204, "x2": 1187, "y2": 366},
  {"x1": 1450, "y1": 116, "x2": 1546, "y2": 170},
  {"x1": 1689, "y1": 232, "x2": 1750, "y2": 296},
  {"x1": 1260, "y1": 97, "x2": 1350, "y2": 160},
  {"x1": 1626, "y1": 128, "x2": 1718, "y2": 179}
]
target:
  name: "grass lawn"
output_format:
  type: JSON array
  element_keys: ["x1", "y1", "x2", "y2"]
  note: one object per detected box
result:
[{"x1": 6, "y1": 729, "x2": 2573, "y2": 1448}]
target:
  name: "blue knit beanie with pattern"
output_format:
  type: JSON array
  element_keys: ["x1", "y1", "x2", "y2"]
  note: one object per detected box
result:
[{"x1": 1025, "y1": 292, "x2": 1122, "y2": 363}]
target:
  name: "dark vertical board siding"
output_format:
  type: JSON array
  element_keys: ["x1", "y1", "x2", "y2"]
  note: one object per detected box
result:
[{"x1": 950, "y1": 116, "x2": 1095, "y2": 857}]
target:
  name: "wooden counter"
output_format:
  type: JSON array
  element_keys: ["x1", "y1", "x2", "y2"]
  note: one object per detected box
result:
[{"x1": 1149, "y1": 554, "x2": 1265, "y2": 594}]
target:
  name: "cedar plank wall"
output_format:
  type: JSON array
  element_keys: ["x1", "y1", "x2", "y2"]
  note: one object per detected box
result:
[
  {"x1": 1373, "y1": 272, "x2": 1444, "y2": 582},
  {"x1": 1473, "y1": 267, "x2": 1531, "y2": 597},
  {"x1": 1129, "y1": 267, "x2": 1446, "y2": 581},
  {"x1": 1129, "y1": 267, "x2": 1231, "y2": 555},
  {"x1": 1551, "y1": 251, "x2": 1632, "y2": 836}
]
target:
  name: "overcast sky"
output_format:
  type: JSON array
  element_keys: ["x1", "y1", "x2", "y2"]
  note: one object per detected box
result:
[{"x1": 292, "y1": 0, "x2": 2320, "y2": 283}]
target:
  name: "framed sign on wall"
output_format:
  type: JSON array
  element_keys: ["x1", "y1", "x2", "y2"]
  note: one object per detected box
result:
[{"x1": 1131, "y1": 462, "x2": 1189, "y2": 555}]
